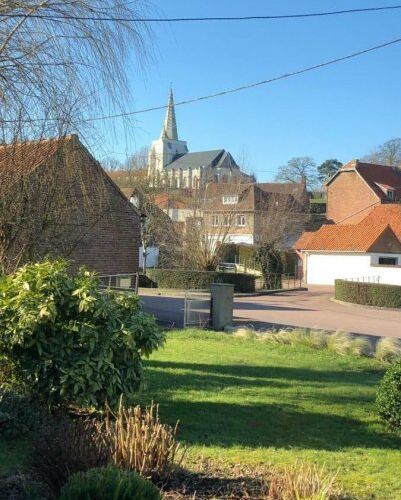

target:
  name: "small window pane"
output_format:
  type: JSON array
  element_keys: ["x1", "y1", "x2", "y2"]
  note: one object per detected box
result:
[{"x1": 378, "y1": 257, "x2": 398, "y2": 266}]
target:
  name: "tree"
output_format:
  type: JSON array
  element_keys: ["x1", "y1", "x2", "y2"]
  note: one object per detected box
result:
[
  {"x1": 317, "y1": 159, "x2": 343, "y2": 184},
  {"x1": 363, "y1": 138, "x2": 401, "y2": 167},
  {"x1": 0, "y1": 1, "x2": 150, "y2": 142},
  {"x1": 255, "y1": 243, "x2": 283, "y2": 289},
  {"x1": 275, "y1": 157, "x2": 318, "y2": 190},
  {"x1": 0, "y1": 1, "x2": 151, "y2": 273}
]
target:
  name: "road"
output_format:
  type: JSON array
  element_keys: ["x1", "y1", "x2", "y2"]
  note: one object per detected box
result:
[{"x1": 139, "y1": 286, "x2": 401, "y2": 338}]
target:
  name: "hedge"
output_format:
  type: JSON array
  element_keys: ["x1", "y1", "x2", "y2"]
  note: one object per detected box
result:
[
  {"x1": 335, "y1": 279, "x2": 401, "y2": 309},
  {"x1": 145, "y1": 269, "x2": 256, "y2": 293}
]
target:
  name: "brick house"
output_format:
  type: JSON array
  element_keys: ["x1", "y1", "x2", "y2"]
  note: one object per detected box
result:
[
  {"x1": 326, "y1": 159, "x2": 401, "y2": 224},
  {"x1": 202, "y1": 181, "x2": 308, "y2": 247},
  {"x1": 295, "y1": 205, "x2": 401, "y2": 285},
  {"x1": 0, "y1": 135, "x2": 140, "y2": 274}
]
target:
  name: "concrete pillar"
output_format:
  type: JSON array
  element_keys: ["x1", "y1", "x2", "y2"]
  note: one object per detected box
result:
[{"x1": 211, "y1": 283, "x2": 234, "y2": 330}]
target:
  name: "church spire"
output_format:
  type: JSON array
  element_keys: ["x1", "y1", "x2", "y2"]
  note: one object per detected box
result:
[{"x1": 161, "y1": 88, "x2": 178, "y2": 141}]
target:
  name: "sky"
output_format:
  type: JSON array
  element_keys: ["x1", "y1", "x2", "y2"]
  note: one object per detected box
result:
[{"x1": 91, "y1": 0, "x2": 401, "y2": 181}]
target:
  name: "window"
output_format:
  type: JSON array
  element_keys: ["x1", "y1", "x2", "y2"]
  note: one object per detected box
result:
[
  {"x1": 237, "y1": 214, "x2": 246, "y2": 226},
  {"x1": 211, "y1": 215, "x2": 219, "y2": 227},
  {"x1": 223, "y1": 215, "x2": 230, "y2": 226},
  {"x1": 222, "y1": 195, "x2": 238, "y2": 205},
  {"x1": 378, "y1": 257, "x2": 398, "y2": 266},
  {"x1": 387, "y1": 190, "x2": 395, "y2": 200}
]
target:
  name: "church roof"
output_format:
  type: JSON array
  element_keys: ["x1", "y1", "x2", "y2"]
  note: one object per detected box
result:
[
  {"x1": 165, "y1": 149, "x2": 225, "y2": 170},
  {"x1": 161, "y1": 89, "x2": 178, "y2": 141}
]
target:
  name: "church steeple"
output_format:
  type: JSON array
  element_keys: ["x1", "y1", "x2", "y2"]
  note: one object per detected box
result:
[{"x1": 161, "y1": 88, "x2": 178, "y2": 141}]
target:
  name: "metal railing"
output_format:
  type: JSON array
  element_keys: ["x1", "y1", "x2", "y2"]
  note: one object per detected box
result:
[
  {"x1": 255, "y1": 273, "x2": 303, "y2": 291},
  {"x1": 98, "y1": 273, "x2": 139, "y2": 293},
  {"x1": 184, "y1": 289, "x2": 212, "y2": 328},
  {"x1": 343, "y1": 275, "x2": 381, "y2": 284}
]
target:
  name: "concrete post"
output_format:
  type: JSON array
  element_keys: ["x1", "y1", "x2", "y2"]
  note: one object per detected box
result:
[{"x1": 211, "y1": 283, "x2": 234, "y2": 331}]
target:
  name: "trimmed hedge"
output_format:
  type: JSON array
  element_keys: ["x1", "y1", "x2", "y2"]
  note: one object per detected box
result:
[
  {"x1": 335, "y1": 279, "x2": 401, "y2": 308},
  {"x1": 146, "y1": 269, "x2": 256, "y2": 293}
]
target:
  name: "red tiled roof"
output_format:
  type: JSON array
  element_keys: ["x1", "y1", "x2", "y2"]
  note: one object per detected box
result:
[
  {"x1": 359, "y1": 204, "x2": 401, "y2": 239},
  {"x1": 295, "y1": 223, "x2": 400, "y2": 252},
  {"x1": 327, "y1": 160, "x2": 401, "y2": 201},
  {"x1": 295, "y1": 204, "x2": 401, "y2": 252},
  {"x1": 293, "y1": 232, "x2": 314, "y2": 250},
  {"x1": 154, "y1": 193, "x2": 188, "y2": 210}
]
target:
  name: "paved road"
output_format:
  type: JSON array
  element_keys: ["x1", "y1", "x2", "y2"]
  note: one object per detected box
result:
[{"x1": 140, "y1": 286, "x2": 401, "y2": 338}]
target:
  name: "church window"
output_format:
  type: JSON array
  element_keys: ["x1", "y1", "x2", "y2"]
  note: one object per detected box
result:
[{"x1": 223, "y1": 195, "x2": 238, "y2": 205}]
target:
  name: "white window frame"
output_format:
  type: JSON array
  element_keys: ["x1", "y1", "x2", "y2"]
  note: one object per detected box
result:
[
  {"x1": 211, "y1": 215, "x2": 219, "y2": 227},
  {"x1": 237, "y1": 214, "x2": 246, "y2": 227},
  {"x1": 222, "y1": 195, "x2": 238, "y2": 205}
]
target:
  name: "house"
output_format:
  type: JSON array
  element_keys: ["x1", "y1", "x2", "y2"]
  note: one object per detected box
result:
[
  {"x1": 295, "y1": 205, "x2": 401, "y2": 285},
  {"x1": 203, "y1": 181, "x2": 308, "y2": 247},
  {"x1": 0, "y1": 135, "x2": 140, "y2": 274},
  {"x1": 147, "y1": 89, "x2": 254, "y2": 188},
  {"x1": 326, "y1": 159, "x2": 401, "y2": 224}
]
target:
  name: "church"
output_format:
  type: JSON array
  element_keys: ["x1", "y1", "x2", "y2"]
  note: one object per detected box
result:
[{"x1": 147, "y1": 89, "x2": 253, "y2": 188}]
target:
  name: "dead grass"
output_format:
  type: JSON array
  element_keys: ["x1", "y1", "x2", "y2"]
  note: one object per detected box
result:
[
  {"x1": 103, "y1": 399, "x2": 185, "y2": 481},
  {"x1": 375, "y1": 337, "x2": 401, "y2": 362}
]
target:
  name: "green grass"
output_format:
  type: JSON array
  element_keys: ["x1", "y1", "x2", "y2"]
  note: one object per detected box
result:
[{"x1": 137, "y1": 329, "x2": 401, "y2": 499}]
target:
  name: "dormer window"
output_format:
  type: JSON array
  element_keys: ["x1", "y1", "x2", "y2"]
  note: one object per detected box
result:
[
  {"x1": 222, "y1": 195, "x2": 238, "y2": 205},
  {"x1": 387, "y1": 189, "x2": 395, "y2": 200}
]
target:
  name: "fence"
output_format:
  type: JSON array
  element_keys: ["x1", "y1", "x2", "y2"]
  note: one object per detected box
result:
[
  {"x1": 98, "y1": 273, "x2": 139, "y2": 293},
  {"x1": 343, "y1": 275, "x2": 381, "y2": 284},
  {"x1": 255, "y1": 273, "x2": 303, "y2": 291},
  {"x1": 184, "y1": 289, "x2": 212, "y2": 328}
]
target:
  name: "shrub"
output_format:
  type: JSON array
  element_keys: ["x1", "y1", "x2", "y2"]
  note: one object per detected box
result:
[
  {"x1": 0, "y1": 260, "x2": 164, "y2": 408},
  {"x1": 103, "y1": 400, "x2": 184, "y2": 481},
  {"x1": 146, "y1": 268, "x2": 255, "y2": 293},
  {"x1": 267, "y1": 463, "x2": 338, "y2": 500},
  {"x1": 0, "y1": 389, "x2": 45, "y2": 438},
  {"x1": 376, "y1": 361, "x2": 401, "y2": 429},
  {"x1": 59, "y1": 465, "x2": 161, "y2": 500},
  {"x1": 326, "y1": 331, "x2": 353, "y2": 356},
  {"x1": 349, "y1": 337, "x2": 373, "y2": 357},
  {"x1": 0, "y1": 473, "x2": 51, "y2": 500},
  {"x1": 30, "y1": 417, "x2": 109, "y2": 496},
  {"x1": 375, "y1": 337, "x2": 401, "y2": 363},
  {"x1": 335, "y1": 279, "x2": 401, "y2": 308}
]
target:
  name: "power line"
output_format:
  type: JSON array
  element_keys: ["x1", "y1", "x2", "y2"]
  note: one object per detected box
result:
[
  {"x1": 4, "y1": 35, "x2": 401, "y2": 125},
  {"x1": 1, "y1": 5, "x2": 401, "y2": 22}
]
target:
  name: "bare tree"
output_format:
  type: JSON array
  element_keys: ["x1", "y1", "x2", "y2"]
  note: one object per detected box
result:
[
  {"x1": 275, "y1": 157, "x2": 317, "y2": 190},
  {"x1": 363, "y1": 138, "x2": 401, "y2": 167},
  {"x1": 181, "y1": 181, "x2": 253, "y2": 271},
  {"x1": 0, "y1": 1, "x2": 151, "y2": 272}
]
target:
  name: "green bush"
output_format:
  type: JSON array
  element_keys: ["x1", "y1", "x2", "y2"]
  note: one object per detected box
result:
[
  {"x1": 59, "y1": 465, "x2": 161, "y2": 500},
  {"x1": 0, "y1": 260, "x2": 164, "y2": 408},
  {"x1": 146, "y1": 269, "x2": 255, "y2": 293},
  {"x1": 0, "y1": 389, "x2": 45, "y2": 438},
  {"x1": 335, "y1": 280, "x2": 401, "y2": 308},
  {"x1": 376, "y1": 361, "x2": 401, "y2": 429}
]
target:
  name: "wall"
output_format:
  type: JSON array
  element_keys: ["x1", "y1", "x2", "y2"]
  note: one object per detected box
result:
[
  {"x1": 305, "y1": 252, "x2": 401, "y2": 285},
  {"x1": 327, "y1": 171, "x2": 379, "y2": 224},
  {"x1": 55, "y1": 138, "x2": 140, "y2": 275}
]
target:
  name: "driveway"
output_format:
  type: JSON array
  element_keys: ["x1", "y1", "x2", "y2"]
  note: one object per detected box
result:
[
  {"x1": 140, "y1": 286, "x2": 401, "y2": 338},
  {"x1": 234, "y1": 285, "x2": 401, "y2": 338}
]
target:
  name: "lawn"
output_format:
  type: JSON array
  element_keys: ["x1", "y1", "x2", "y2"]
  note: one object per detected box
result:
[{"x1": 137, "y1": 329, "x2": 401, "y2": 499}]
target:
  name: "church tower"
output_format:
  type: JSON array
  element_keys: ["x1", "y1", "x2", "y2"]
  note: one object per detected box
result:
[{"x1": 148, "y1": 89, "x2": 188, "y2": 179}]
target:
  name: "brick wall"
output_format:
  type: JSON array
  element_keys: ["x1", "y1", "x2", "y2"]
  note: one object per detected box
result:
[
  {"x1": 327, "y1": 171, "x2": 379, "y2": 224},
  {"x1": 5, "y1": 136, "x2": 140, "y2": 274}
]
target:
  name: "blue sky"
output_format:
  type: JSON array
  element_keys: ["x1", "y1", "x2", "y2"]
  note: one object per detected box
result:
[{"x1": 92, "y1": 0, "x2": 401, "y2": 181}]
